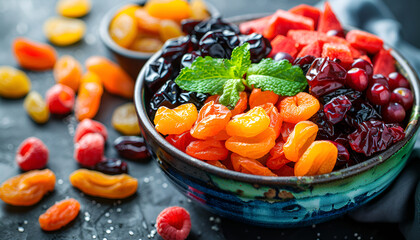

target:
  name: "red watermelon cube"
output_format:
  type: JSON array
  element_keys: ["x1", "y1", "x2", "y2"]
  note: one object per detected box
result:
[
  {"x1": 239, "y1": 15, "x2": 273, "y2": 35},
  {"x1": 373, "y1": 49, "x2": 396, "y2": 76},
  {"x1": 264, "y1": 10, "x2": 315, "y2": 39},
  {"x1": 268, "y1": 35, "x2": 298, "y2": 58},
  {"x1": 289, "y1": 4, "x2": 321, "y2": 27},
  {"x1": 322, "y1": 43, "x2": 353, "y2": 66},
  {"x1": 346, "y1": 29, "x2": 384, "y2": 54},
  {"x1": 318, "y1": 2, "x2": 343, "y2": 33},
  {"x1": 297, "y1": 40, "x2": 323, "y2": 58},
  {"x1": 287, "y1": 30, "x2": 322, "y2": 50}
]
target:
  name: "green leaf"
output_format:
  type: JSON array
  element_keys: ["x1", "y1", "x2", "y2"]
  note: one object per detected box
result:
[
  {"x1": 219, "y1": 78, "x2": 245, "y2": 109},
  {"x1": 246, "y1": 58, "x2": 307, "y2": 96},
  {"x1": 228, "y1": 42, "x2": 251, "y2": 78}
]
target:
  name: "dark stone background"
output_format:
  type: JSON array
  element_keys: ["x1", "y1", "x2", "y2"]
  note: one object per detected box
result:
[{"x1": 0, "y1": 0, "x2": 417, "y2": 239}]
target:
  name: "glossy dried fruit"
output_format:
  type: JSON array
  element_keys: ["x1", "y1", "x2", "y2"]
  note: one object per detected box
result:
[
  {"x1": 89, "y1": 158, "x2": 128, "y2": 175},
  {"x1": 249, "y1": 88, "x2": 279, "y2": 108},
  {"x1": 75, "y1": 72, "x2": 103, "y2": 121},
  {"x1": 266, "y1": 140, "x2": 289, "y2": 170},
  {"x1": 0, "y1": 66, "x2": 31, "y2": 98},
  {"x1": 135, "y1": 9, "x2": 161, "y2": 33},
  {"x1": 280, "y1": 121, "x2": 296, "y2": 142},
  {"x1": 114, "y1": 136, "x2": 151, "y2": 160},
  {"x1": 156, "y1": 206, "x2": 191, "y2": 240},
  {"x1": 23, "y1": 91, "x2": 50, "y2": 124},
  {"x1": 69, "y1": 169, "x2": 138, "y2": 199},
  {"x1": 190, "y1": 0, "x2": 209, "y2": 20},
  {"x1": 112, "y1": 103, "x2": 141, "y2": 135},
  {"x1": 110, "y1": 12, "x2": 138, "y2": 48},
  {"x1": 190, "y1": 101, "x2": 232, "y2": 139},
  {"x1": 226, "y1": 107, "x2": 270, "y2": 138},
  {"x1": 146, "y1": 0, "x2": 191, "y2": 21},
  {"x1": 323, "y1": 95, "x2": 352, "y2": 124},
  {"x1": 279, "y1": 92, "x2": 320, "y2": 124},
  {"x1": 185, "y1": 140, "x2": 228, "y2": 161},
  {"x1": 16, "y1": 137, "x2": 49, "y2": 171},
  {"x1": 154, "y1": 103, "x2": 198, "y2": 135},
  {"x1": 85, "y1": 56, "x2": 135, "y2": 99},
  {"x1": 129, "y1": 37, "x2": 163, "y2": 53},
  {"x1": 46, "y1": 84, "x2": 75, "y2": 115},
  {"x1": 39, "y1": 198, "x2": 80, "y2": 231},
  {"x1": 231, "y1": 153, "x2": 276, "y2": 176},
  {"x1": 206, "y1": 160, "x2": 227, "y2": 169},
  {"x1": 260, "y1": 103, "x2": 282, "y2": 138},
  {"x1": 159, "y1": 20, "x2": 184, "y2": 42},
  {"x1": 74, "y1": 133, "x2": 104, "y2": 167},
  {"x1": 294, "y1": 141, "x2": 338, "y2": 176},
  {"x1": 53, "y1": 55, "x2": 82, "y2": 92},
  {"x1": 283, "y1": 121, "x2": 318, "y2": 162},
  {"x1": 0, "y1": 169, "x2": 55, "y2": 206},
  {"x1": 225, "y1": 128, "x2": 276, "y2": 159},
  {"x1": 204, "y1": 92, "x2": 247, "y2": 116},
  {"x1": 56, "y1": 0, "x2": 91, "y2": 17},
  {"x1": 165, "y1": 131, "x2": 196, "y2": 152},
  {"x1": 74, "y1": 119, "x2": 108, "y2": 143},
  {"x1": 44, "y1": 17, "x2": 86, "y2": 46},
  {"x1": 13, "y1": 38, "x2": 57, "y2": 70}
]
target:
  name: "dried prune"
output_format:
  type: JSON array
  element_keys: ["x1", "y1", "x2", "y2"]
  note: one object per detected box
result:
[
  {"x1": 90, "y1": 158, "x2": 128, "y2": 175},
  {"x1": 192, "y1": 17, "x2": 240, "y2": 41},
  {"x1": 293, "y1": 55, "x2": 316, "y2": 75},
  {"x1": 144, "y1": 57, "x2": 173, "y2": 93},
  {"x1": 323, "y1": 95, "x2": 352, "y2": 124},
  {"x1": 240, "y1": 33, "x2": 271, "y2": 63},
  {"x1": 306, "y1": 58, "x2": 347, "y2": 97},
  {"x1": 113, "y1": 136, "x2": 151, "y2": 161},
  {"x1": 199, "y1": 30, "x2": 241, "y2": 58},
  {"x1": 344, "y1": 99, "x2": 381, "y2": 128}
]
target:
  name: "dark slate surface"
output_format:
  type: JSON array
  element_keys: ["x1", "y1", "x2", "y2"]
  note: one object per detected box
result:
[{"x1": 0, "y1": 0, "x2": 414, "y2": 239}]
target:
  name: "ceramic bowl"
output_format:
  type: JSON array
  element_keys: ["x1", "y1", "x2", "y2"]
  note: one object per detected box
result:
[
  {"x1": 99, "y1": 0, "x2": 219, "y2": 79},
  {"x1": 134, "y1": 15, "x2": 420, "y2": 227}
]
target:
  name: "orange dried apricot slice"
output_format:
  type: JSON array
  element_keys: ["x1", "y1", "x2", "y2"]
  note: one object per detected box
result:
[
  {"x1": 283, "y1": 121, "x2": 318, "y2": 162},
  {"x1": 110, "y1": 12, "x2": 138, "y2": 48},
  {"x1": 260, "y1": 103, "x2": 282, "y2": 138},
  {"x1": 44, "y1": 17, "x2": 86, "y2": 46},
  {"x1": 75, "y1": 72, "x2": 103, "y2": 121},
  {"x1": 53, "y1": 55, "x2": 82, "y2": 92},
  {"x1": 190, "y1": 101, "x2": 231, "y2": 139},
  {"x1": 13, "y1": 38, "x2": 57, "y2": 71},
  {"x1": 154, "y1": 103, "x2": 198, "y2": 135},
  {"x1": 56, "y1": 0, "x2": 91, "y2": 18},
  {"x1": 226, "y1": 106, "x2": 270, "y2": 138},
  {"x1": 231, "y1": 153, "x2": 277, "y2": 177},
  {"x1": 185, "y1": 140, "x2": 229, "y2": 161},
  {"x1": 279, "y1": 92, "x2": 320, "y2": 123},
  {"x1": 294, "y1": 141, "x2": 338, "y2": 176},
  {"x1": 145, "y1": 0, "x2": 191, "y2": 21},
  {"x1": 39, "y1": 198, "x2": 80, "y2": 231},
  {"x1": 249, "y1": 88, "x2": 279, "y2": 109}
]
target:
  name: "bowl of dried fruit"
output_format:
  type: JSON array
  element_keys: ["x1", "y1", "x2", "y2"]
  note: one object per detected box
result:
[
  {"x1": 99, "y1": 0, "x2": 219, "y2": 79},
  {"x1": 134, "y1": 2, "x2": 420, "y2": 227}
]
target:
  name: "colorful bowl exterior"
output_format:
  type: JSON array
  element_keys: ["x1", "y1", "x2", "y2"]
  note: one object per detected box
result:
[{"x1": 134, "y1": 17, "x2": 420, "y2": 227}]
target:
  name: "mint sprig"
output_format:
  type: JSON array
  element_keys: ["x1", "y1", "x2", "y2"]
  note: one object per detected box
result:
[{"x1": 174, "y1": 43, "x2": 307, "y2": 109}]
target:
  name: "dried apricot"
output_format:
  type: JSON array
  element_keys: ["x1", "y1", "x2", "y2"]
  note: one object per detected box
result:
[
  {"x1": 204, "y1": 92, "x2": 247, "y2": 116},
  {"x1": 0, "y1": 169, "x2": 55, "y2": 206},
  {"x1": 135, "y1": 9, "x2": 161, "y2": 33},
  {"x1": 266, "y1": 140, "x2": 290, "y2": 170},
  {"x1": 185, "y1": 140, "x2": 228, "y2": 161},
  {"x1": 110, "y1": 13, "x2": 138, "y2": 48},
  {"x1": 231, "y1": 153, "x2": 276, "y2": 177},
  {"x1": 190, "y1": 101, "x2": 232, "y2": 139},
  {"x1": 56, "y1": 0, "x2": 91, "y2": 17},
  {"x1": 206, "y1": 160, "x2": 227, "y2": 169},
  {"x1": 112, "y1": 103, "x2": 141, "y2": 135},
  {"x1": 249, "y1": 88, "x2": 279, "y2": 109},
  {"x1": 165, "y1": 131, "x2": 195, "y2": 152},
  {"x1": 159, "y1": 20, "x2": 184, "y2": 42},
  {"x1": 13, "y1": 38, "x2": 57, "y2": 71},
  {"x1": 85, "y1": 56, "x2": 134, "y2": 99},
  {"x1": 279, "y1": 92, "x2": 320, "y2": 123},
  {"x1": 190, "y1": 0, "x2": 210, "y2": 20},
  {"x1": 225, "y1": 128, "x2": 276, "y2": 159},
  {"x1": 75, "y1": 72, "x2": 103, "y2": 121},
  {"x1": 294, "y1": 141, "x2": 337, "y2": 176},
  {"x1": 154, "y1": 103, "x2": 198, "y2": 135},
  {"x1": 280, "y1": 121, "x2": 295, "y2": 142},
  {"x1": 24, "y1": 91, "x2": 50, "y2": 124},
  {"x1": 44, "y1": 17, "x2": 86, "y2": 46},
  {"x1": 53, "y1": 55, "x2": 82, "y2": 92},
  {"x1": 283, "y1": 121, "x2": 318, "y2": 162},
  {"x1": 260, "y1": 103, "x2": 282, "y2": 138},
  {"x1": 39, "y1": 198, "x2": 80, "y2": 231},
  {"x1": 69, "y1": 169, "x2": 138, "y2": 199},
  {"x1": 146, "y1": 0, "x2": 191, "y2": 21},
  {"x1": 129, "y1": 37, "x2": 163, "y2": 52},
  {"x1": 0, "y1": 66, "x2": 31, "y2": 98},
  {"x1": 226, "y1": 107, "x2": 270, "y2": 138}
]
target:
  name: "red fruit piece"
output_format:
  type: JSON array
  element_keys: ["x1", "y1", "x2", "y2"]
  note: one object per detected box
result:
[
  {"x1": 318, "y1": 2, "x2": 343, "y2": 33},
  {"x1": 268, "y1": 35, "x2": 298, "y2": 58},
  {"x1": 391, "y1": 87, "x2": 413, "y2": 111},
  {"x1": 346, "y1": 68, "x2": 369, "y2": 92},
  {"x1": 74, "y1": 133, "x2": 104, "y2": 167},
  {"x1": 239, "y1": 15, "x2": 272, "y2": 35},
  {"x1": 323, "y1": 95, "x2": 352, "y2": 124},
  {"x1": 266, "y1": 141, "x2": 290, "y2": 170},
  {"x1": 16, "y1": 137, "x2": 49, "y2": 171},
  {"x1": 166, "y1": 131, "x2": 195, "y2": 152},
  {"x1": 373, "y1": 49, "x2": 396, "y2": 76},
  {"x1": 289, "y1": 4, "x2": 321, "y2": 27},
  {"x1": 322, "y1": 43, "x2": 353, "y2": 66},
  {"x1": 388, "y1": 72, "x2": 410, "y2": 90},
  {"x1": 231, "y1": 153, "x2": 277, "y2": 177},
  {"x1": 346, "y1": 30, "x2": 384, "y2": 54},
  {"x1": 74, "y1": 119, "x2": 108, "y2": 143},
  {"x1": 297, "y1": 40, "x2": 323, "y2": 58},
  {"x1": 273, "y1": 165, "x2": 295, "y2": 176},
  {"x1": 46, "y1": 84, "x2": 75, "y2": 114},
  {"x1": 156, "y1": 206, "x2": 191, "y2": 240},
  {"x1": 264, "y1": 10, "x2": 314, "y2": 39},
  {"x1": 185, "y1": 140, "x2": 228, "y2": 161},
  {"x1": 280, "y1": 122, "x2": 296, "y2": 142},
  {"x1": 382, "y1": 102, "x2": 406, "y2": 123},
  {"x1": 287, "y1": 30, "x2": 322, "y2": 50},
  {"x1": 386, "y1": 124, "x2": 405, "y2": 143}
]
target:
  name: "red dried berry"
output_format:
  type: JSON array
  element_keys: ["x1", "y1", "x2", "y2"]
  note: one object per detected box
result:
[
  {"x1": 165, "y1": 131, "x2": 196, "y2": 152},
  {"x1": 16, "y1": 137, "x2": 49, "y2": 171},
  {"x1": 74, "y1": 119, "x2": 108, "y2": 143},
  {"x1": 74, "y1": 133, "x2": 104, "y2": 167},
  {"x1": 386, "y1": 124, "x2": 405, "y2": 143},
  {"x1": 89, "y1": 158, "x2": 128, "y2": 175},
  {"x1": 325, "y1": 140, "x2": 350, "y2": 167},
  {"x1": 156, "y1": 206, "x2": 191, "y2": 240},
  {"x1": 323, "y1": 95, "x2": 352, "y2": 124},
  {"x1": 45, "y1": 84, "x2": 75, "y2": 114},
  {"x1": 306, "y1": 58, "x2": 347, "y2": 97},
  {"x1": 113, "y1": 136, "x2": 151, "y2": 161}
]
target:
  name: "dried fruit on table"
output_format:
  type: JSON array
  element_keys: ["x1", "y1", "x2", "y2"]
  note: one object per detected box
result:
[
  {"x1": 46, "y1": 84, "x2": 75, "y2": 115},
  {"x1": 190, "y1": 0, "x2": 209, "y2": 20},
  {"x1": 74, "y1": 133, "x2": 104, "y2": 167},
  {"x1": 74, "y1": 119, "x2": 108, "y2": 142},
  {"x1": 16, "y1": 137, "x2": 49, "y2": 171},
  {"x1": 56, "y1": 0, "x2": 91, "y2": 18},
  {"x1": 90, "y1": 158, "x2": 128, "y2": 175},
  {"x1": 114, "y1": 136, "x2": 151, "y2": 160},
  {"x1": 190, "y1": 101, "x2": 232, "y2": 139},
  {"x1": 225, "y1": 128, "x2": 277, "y2": 159},
  {"x1": 75, "y1": 72, "x2": 103, "y2": 121},
  {"x1": 165, "y1": 131, "x2": 195, "y2": 152},
  {"x1": 112, "y1": 103, "x2": 141, "y2": 135},
  {"x1": 69, "y1": 169, "x2": 138, "y2": 199},
  {"x1": 39, "y1": 198, "x2": 80, "y2": 231},
  {"x1": 0, "y1": 169, "x2": 55, "y2": 206},
  {"x1": 279, "y1": 92, "x2": 320, "y2": 124},
  {"x1": 85, "y1": 56, "x2": 135, "y2": 98},
  {"x1": 226, "y1": 107, "x2": 270, "y2": 138},
  {"x1": 154, "y1": 103, "x2": 198, "y2": 135},
  {"x1": 185, "y1": 140, "x2": 229, "y2": 161},
  {"x1": 249, "y1": 88, "x2": 279, "y2": 109},
  {"x1": 13, "y1": 38, "x2": 57, "y2": 70},
  {"x1": 283, "y1": 121, "x2": 318, "y2": 162},
  {"x1": 0, "y1": 66, "x2": 31, "y2": 98},
  {"x1": 53, "y1": 55, "x2": 82, "y2": 92},
  {"x1": 156, "y1": 206, "x2": 191, "y2": 240},
  {"x1": 24, "y1": 91, "x2": 50, "y2": 124},
  {"x1": 231, "y1": 153, "x2": 277, "y2": 177},
  {"x1": 294, "y1": 141, "x2": 338, "y2": 176},
  {"x1": 44, "y1": 17, "x2": 86, "y2": 46},
  {"x1": 110, "y1": 12, "x2": 138, "y2": 48},
  {"x1": 159, "y1": 20, "x2": 184, "y2": 42},
  {"x1": 146, "y1": 0, "x2": 191, "y2": 21}
]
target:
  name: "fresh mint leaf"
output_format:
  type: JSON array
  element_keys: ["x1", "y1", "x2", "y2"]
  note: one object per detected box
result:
[
  {"x1": 246, "y1": 58, "x2": 307, "y2": 96},
  {"x1": 219, "y1": 78, "x2": 245, "y2": 109},
  {"x1": 227, "y1": 42, "x2": 251, "y2": 78}
]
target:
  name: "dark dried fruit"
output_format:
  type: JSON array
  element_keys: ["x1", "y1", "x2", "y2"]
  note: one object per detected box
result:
[
  {"x1": 306, "y1": 58, "x2": 347, "y2": 97},
  {"x1": 324, "y1": 95, "x2": 352, "y2": 124},
  {"x1": 199, "y1": 30, "x2": 241, "y2": 58},
  {"x1": 180, "y1": 51, "x2": 201, "y2": 69},
  {"x1": 113, "y1": 136, "x2": 151, "y2": 161},
  {"x1": 344, "y1": 99, "x2": 381, "y2": 128},
  {"x1": 144, "y1": 57, "x2": 173, "y2": 93},
  {"x1": 192, "y1": 17, "x2": 240, "y2": 41},
  {"x1": 293, "y1": 55, "x2": 316, "y2": 75},
  {"x1": 321, "y1": 88, "x2": 362, "y2": 105},
  {"x1": 240, "y1": 33, "x2": 271, "y2": 63},
  {"x1": 89, "y1": 158, "x2": 128, "y2": 175}
]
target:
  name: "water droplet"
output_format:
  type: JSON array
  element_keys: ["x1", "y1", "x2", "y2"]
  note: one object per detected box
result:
[
  {"x1": 116, "y1": 208, "x2": 122, "y2": 213},
  {"x1": 354, "y1": 233, "x2": 358, "y2": 237},
  {"x1": 85, "y1": 212, "x2": 90, "y2": 217},
  {"x1": 317, "y1": 233, "x2": 321, "y2": 237},
  {"x1": 17, "y1": 226, "x2": 24, "y2": 232},
  {"x1": 143, "y1": 177, "x2": 150, "y2": 183},
  {"x1": 57, "y1": 179, "x2": 64, "y2": 184},
  {"x1": 92, "y1": 235, "x2": 97, "y2": 239},
  {"x1": 107, "y1": 219, "x2": 112, "y2": 224},
  {"x1": 106, "y1": 229, "x2": 111, "y2": 234},
  {"x1": 105, "y1": 212, "x2": 110, "y2": 217},
  {"x1": 85, "y1": 34, "x2": 97, "y2": 45},
  {"x1": 209, "y1": 216, "x2": 214, "y2": 222},
  {"x1": 162, "y1": 183, "x2": 168, "y2": 188},
  {"x1": 23, "y1": 220, "x2": 28, "y2": 224},
  {"x1": 214, "y1": 217, "x2": 221, "y2": 224},
  {"x1": 110, "y1": 226, "x2": 114, "y2": 230},
  {"x1": 85, "y1": 217, "x2": 90, "y2": 222},
  {"x1": 211, "y1": 225, "x2": 219, "y2": 231},
  {"x1": 129, "y1": 230, "x2": 134, "y2": 236}
]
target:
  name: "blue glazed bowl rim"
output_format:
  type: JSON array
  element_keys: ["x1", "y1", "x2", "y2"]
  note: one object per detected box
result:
[{"x1": 134, "y1": 14, "x2": 420, "y2": 185}]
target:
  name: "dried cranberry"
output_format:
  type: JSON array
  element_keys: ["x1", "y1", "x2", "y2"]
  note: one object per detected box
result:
[
  {"x1": 348, "y1": 120, "x2": 395, "y2": 156},
  {"x1": 293, "y1": 55, "x2": 316, "y2": 75},
  {"x1": 310, "y1": 110, "x2": 335, "y2": 140},
  {"x1": 240, "y1": 33, "x2": 272, "y2": 63},
  {"x1": 90, "y1": 158, "x2": 128, "y2": 175},
  {"x1": 144, "y1": 57, "x2": 173, "y2": 93},
  {"x1": 199, "y1": 30, "x2": 241, "y2": 58},
  {"x1": 344, "y1": 99, "x2": 381, "y2": 128},
  {"x1": 386, "y1": 123, "x2": 405, "y2": 143},
  {"x1": 113, "y1": 136, "x2": 151, "y2": 161},
  {"x1": 306, "y1": 58, "x2": 347, "y2": 97},
  {"x1": 324, "y1": 95, "x2": 352, "y2": 124},
  {"x1": 181, "y1": 19, "x2": 202, "y2": 35},
  {"x1": 321, "y1": 88, "x2": 362, "y2": 105}
]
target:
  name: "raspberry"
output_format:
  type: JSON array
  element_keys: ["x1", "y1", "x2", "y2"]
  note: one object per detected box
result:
[
  {"x1": 156, "y1": 206, "x2": 191, "y2": 240},
  {"x1": 74, "y1": 133, "x2": 104, "y2": 166},
  {"x1": 16, "y1": 137, "x2": 49, "y2": 171},
  {"x1": 46, "y1": 84, "x2": 75, "y2": 114},
  {"x1": 74, "y1": 119, "x2": 108, "y2": 143}
]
